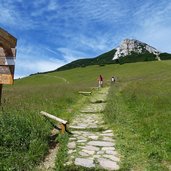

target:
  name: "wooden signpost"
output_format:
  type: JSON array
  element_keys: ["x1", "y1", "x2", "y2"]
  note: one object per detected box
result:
[{"x1": 0, "y1": 28, "x2": 17, "y2": 104}]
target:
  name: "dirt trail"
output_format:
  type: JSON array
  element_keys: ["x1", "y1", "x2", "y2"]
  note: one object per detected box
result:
[
  {"x1": 37, "y1": 144, "x2": 58, "y2": 171},
  {"x1": 43, "y1": 75, "x2": 69, "y2": 84}
]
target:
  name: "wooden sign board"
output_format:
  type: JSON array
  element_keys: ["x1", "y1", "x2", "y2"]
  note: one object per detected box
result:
[
  {"x1": 0, "y1": 28, "x2": 17, "y2": 104},
  {"x1": 0, "y1": 47, "x2": 16, "y2": 57},
  {"x1": 0, "y1": 66, "x2": 14, "y2": 84},
  {"x1": 0, "y1": 28, "x2": 17, "y2": 48},
  {"x1": 0, "y1": 28, "x2": 17, "y2": 86},
  {"x1": 0, "y1": 57, "x2": 15, "y2": 65},
  {"x1": 0, "y1": 74, "x2": 14, "y2": 84}
]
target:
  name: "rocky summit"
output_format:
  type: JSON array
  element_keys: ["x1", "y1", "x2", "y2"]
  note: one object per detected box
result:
[{"x1": 113, "y1": 39, "x2": 160, "y2": 60}]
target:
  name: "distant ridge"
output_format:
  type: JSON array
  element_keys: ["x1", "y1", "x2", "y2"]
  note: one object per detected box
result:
[
  {"x1": 42, "y1": 39, "x2": 171, "y2": 73},
  {"x1": 56, "y1": 49, "x2": 116, "y2": 71}
]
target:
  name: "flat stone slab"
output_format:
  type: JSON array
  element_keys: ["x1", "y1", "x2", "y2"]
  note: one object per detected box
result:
[
  {"x1": 70, "y1": 113, "x2": 105, "y2": 129},
  {"x1": 74, "y1": 158, "x2": 95, "y2": 168},
  {"x1": 103, "y1": 155, "x2": 120, "y2": 162},
  {"x1": 98, "y1": 158, "x2": 120, "y2": 170},
  {"x1": 88, "y1": 141, "x2": 114, "y2": 147},
  {"x1": 81, "y1": 145, "x2": 100, "y2": 151},
  {"x1": 67, "y1": 142, "x2": 76, "y2": 149},
  {"x1": 80, "y1": 103, "x2": 106, "y2": 113}
]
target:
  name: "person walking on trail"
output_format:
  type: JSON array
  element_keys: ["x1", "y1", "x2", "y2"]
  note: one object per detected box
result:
[
  {"x1": 98, "y1": 75, "x2": 103, "y2": 88},
  {"x1": 111, "y1": 76, "x2": 115, "y2": 84}
]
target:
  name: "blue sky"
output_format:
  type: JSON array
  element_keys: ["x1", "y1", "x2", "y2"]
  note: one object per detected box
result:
[{"x1": 0, "y1": 0, "x2": 171, "y2": 78}]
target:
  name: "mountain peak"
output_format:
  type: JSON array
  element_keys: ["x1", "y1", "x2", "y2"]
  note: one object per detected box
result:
[{"x1": 113, "y1": 39, "x2": 160, "y2": 60}]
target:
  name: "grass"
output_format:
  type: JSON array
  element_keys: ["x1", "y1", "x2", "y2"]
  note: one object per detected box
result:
[
  {"x1": 55, "y1": 133, "x2": 69, "y2": 171},
  {"x1": 0, "y1": 60, "x2": 171, "y2": 170},
  {"x1": 103, "y1": 61, "x2": 171, "y2": 170},
  {"x1": 0, "y1": 74, "x2": 88, "y2": 170}
]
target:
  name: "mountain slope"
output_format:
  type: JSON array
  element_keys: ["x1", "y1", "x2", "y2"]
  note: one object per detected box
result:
[
  {"x1": 56, "y1": 49, "x2": 116, "y2": 71},
  {"x1": 54, "y1": 39, "x2": 171, "y2": 72}
]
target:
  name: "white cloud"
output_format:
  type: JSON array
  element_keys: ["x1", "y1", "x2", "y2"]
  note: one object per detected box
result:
[
  {"x1": 132, "y1": 1, "x2": 171, "y2": 53},
  {"x1": 57, "y1": 48, "x2": 87, "y2": 62},
  {"x1": 14, "y1": 42, "x2": 65, "y2": 78},
  {"x1": 78, "y1": 35, "x2": 113, "y2": 52},
  {"x1": 47, "y1": 0, "x2": 59, "y2": 11}
]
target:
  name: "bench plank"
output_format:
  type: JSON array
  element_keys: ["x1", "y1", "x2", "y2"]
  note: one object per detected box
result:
[{"x1": 40, "y1": 111, "x2": 67, "y2": 124}]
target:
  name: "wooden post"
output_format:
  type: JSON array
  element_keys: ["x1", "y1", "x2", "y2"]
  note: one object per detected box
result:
[
  {"x1": 60, "y1": 123, "x2": 66, "y2": 134},
  {"x1": 0, "y1": 84, "x2": 2, "y2": 105}
]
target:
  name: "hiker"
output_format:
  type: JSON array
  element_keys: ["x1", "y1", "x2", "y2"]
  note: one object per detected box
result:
[
  {"x1": 98, "y1": 75, "x2": 103, "y2": 87},
  {"x1": 111, "y1": 76, "x2": 115, "y2": 84}
]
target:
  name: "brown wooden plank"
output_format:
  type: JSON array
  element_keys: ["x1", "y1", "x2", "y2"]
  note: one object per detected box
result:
[
  {"x1": 0, "y1": 74, "x2": 14, "y2": 84},
  {"x1": 0, "y1": 66, "x2": 14, "y2": 74},
  {"x1": 0, "y1": 47, "x2": 16, "y2": 57},
  {"x1": 0, "y1": 48, "x2": 5, "y2": 56},
  {"x1": 0, "y1": 28, "x2": 17, "y2": 48}
]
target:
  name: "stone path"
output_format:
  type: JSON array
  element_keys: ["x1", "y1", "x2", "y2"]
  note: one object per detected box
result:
[{"x1": 66, "y1": 87, "x2": 120, "y2": 170}]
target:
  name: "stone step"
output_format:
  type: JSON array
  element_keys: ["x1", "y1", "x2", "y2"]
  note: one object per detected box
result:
[{"x1": 66, "y1": 130, "x2": 120, "y2": 170}]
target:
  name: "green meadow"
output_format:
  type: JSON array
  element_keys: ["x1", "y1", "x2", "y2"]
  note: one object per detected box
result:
[{"x1": 0, "y1": 60, "x2": 171, "y2": 170}]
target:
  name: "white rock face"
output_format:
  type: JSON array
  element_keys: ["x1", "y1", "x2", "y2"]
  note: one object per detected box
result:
[{"x1": 113, "y1": 39, "x2": 160, "y2": 60}]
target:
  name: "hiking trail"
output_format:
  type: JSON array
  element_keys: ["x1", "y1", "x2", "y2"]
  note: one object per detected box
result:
[{"x1": 65, "y1": 87, "x2": 120, "y2": 170}]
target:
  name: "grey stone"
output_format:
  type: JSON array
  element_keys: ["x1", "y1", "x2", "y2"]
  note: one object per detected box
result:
[
  {"x1": 74, "y1": 158, "x2": 95, "y2": 168},
  {"x1": 97, "y1": 151, "x2": 105, "y2": 155},
  {"x1": 101, "y1": 133, "x2": 114, "y2": 137},
  {"x1": 103, "y1": 155, "x2": 120, "y2": 162},
  {"x1": 102, "y1": 137, "x2": 115, "y2": 142},
  {"x1": 88, "y1": 141, "x2": 114, "y2": 147},
  {"x1": 98, "y1": 158, "x2": 120, "y2": 170},
  {"x1": 77, "y1": 140, "x2": 87, "y2": 143},
  {"x1": 103, "y1": 130, "x2": 113, "y2": 133},
  {"x1": 106, "y1": 150, "x2": 118, "y2": 155},
  {"x1": 69, "y1": 137, "x2": 77, "y2": 141},
  {"x1": 93, "y1": 155, "x2": 101, "y2": 159},
  {"x1": 102, "y1": 147, "x2": 115, "y2": 151},
  {"x1": 79, "y1": 151, "x2": 90, "y2": 157},
  {"x1": 67, "y1": 142, "x2": 76, "y2": 149},
  {"x1": 82, "y1": 149, "x2": 95, "y2": 155},
  {"x1": 82, "y1": 145, "x2": 100, "y2": 151},
  {"x1": 89, "y1": 135, "x2": 99, "y2": 140},
  {"x1": 70, "y1": 126, "x2": 86, "y2": 129},
  {"x1": 78, "y1": 136, "x2": 87, "y2": 140},
  {"x1": 72, "y1": 131, "x2": 81, "y2": 134}
]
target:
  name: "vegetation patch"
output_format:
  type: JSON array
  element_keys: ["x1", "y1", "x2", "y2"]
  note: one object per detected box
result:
[
  {"x1": 103, "y1": 63, "x2": 171, "y2": 170},
  {"x1": 1, "y1": 60, "x2": 171, "y2": 170}
]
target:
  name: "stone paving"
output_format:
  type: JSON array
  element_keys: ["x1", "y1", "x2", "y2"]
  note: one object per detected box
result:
[
  {"x1": 70, "y1": 114, "x2": 105, "y2": 129},
  {"x1": 66, "y1": 87, "x2": 120, "y2": 170}
]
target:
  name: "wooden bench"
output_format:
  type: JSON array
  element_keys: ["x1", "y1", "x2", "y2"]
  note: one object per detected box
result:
[
  {"x1": 78, "y1": 91, "x2": 92, "y2": 95},
  {"x1": 40, "y1": 111, "x2": 68, "y2": 134}
]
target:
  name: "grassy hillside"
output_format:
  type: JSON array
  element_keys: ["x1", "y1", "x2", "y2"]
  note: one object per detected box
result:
[
  {"x1": 49, "y1": 48, "x2": 171, "y2": 72},
  {"x1": 1, "y1": 76, "x2": 81, "y2": 170},
  {"x1": 55, "y1": 49, "x2": 116, "y2": 71},
  {"x1": 103, "y1": 61, "x2": 171, "y2": 170},
  {"x1": 0, "y1": 60, "x2": 171, "y2": 170}
]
